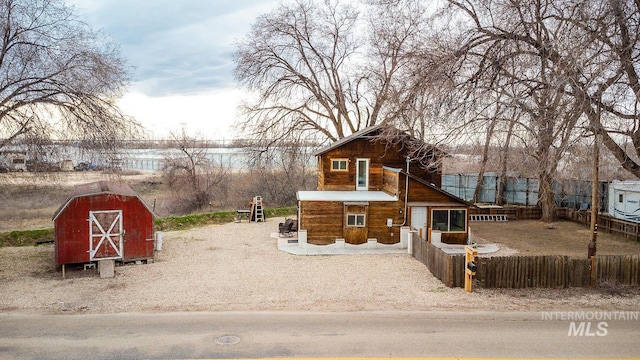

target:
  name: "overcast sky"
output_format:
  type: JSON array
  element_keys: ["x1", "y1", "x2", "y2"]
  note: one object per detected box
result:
[{"x1": 70, "y1": 0, "x2": 279, "y2": 140}]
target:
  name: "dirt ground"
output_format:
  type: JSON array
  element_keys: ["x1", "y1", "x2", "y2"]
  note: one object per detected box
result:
[
  {"x1": 1, "y1": 172, "x2": 639, "y2": 314},
  {"x1": 0, "y1": 171, "x2": 161, "y2": 232},
  {"x1": 471, "y1": 220, "x2": 640, "y2": 257},
  {"x1": 1, "y1": 218, "x2": 639, "y2": 315},
  {"x1": 3, "y1": 171, "x2": 640, "y2": 256}
]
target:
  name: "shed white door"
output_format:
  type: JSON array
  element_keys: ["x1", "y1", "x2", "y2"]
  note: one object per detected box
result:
[
  {"x1": 89, "y1": 210, "x2": 124, "y2": 261},
  {"x1": 411, "y1": 207, "x2": 427, "y2": 239}
]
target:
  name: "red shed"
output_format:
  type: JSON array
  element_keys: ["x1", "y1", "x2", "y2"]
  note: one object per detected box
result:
[{"x1": 52, "y1": 181, "x2": 155, "y2": 265}]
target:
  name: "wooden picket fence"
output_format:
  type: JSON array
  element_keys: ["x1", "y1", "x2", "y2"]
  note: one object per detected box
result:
[
  {"x1": 592, "y1": 254, "x2": 640, "y2": 286},
  {"x1": 475, "y1": 255, "x2": 590, "y2": 288},
  {"x1": 469, "y1": 205, "x2": 543, "y2": 220},
  {"x1": 411, "y1": 233, "x2": 462, "y2": 288},
  {"x1": 476, "y1": 254, "x2": 640, "y2": 288},
  {"x1": 411, "y1": 233, "x2": 640, "y2": 288},
  {"x1": 563, "y1": 209, "x2": 640, "y2": 241}
]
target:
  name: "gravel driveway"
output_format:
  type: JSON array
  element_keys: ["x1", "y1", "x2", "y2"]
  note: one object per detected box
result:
[{"x1": 1, "y1": 218, "x2": 637, "y2": 314}]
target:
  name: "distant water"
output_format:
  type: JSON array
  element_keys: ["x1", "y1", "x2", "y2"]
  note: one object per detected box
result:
[{"x1": 34, "y1": 146, "x2": 315, "y2": 171}]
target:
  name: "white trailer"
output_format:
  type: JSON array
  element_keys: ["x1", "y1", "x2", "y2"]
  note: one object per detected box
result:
[
  {"x1": 0, "y1": 151, "x2": 27, "y2": 171},
  {"x1": 609, "y1": 180, "x2": 640, "y2": 222}
]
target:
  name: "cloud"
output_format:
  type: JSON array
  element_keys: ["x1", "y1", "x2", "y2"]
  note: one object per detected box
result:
[
  {"x1": 71, "y1": 0, "x2": 277, "y2": 97},
  {"x1": 67, "y1": 0, "x2": 278, "y2": 139},
  {"x1": 118, "y1": 88, "x2": 247, "y2": 139}
]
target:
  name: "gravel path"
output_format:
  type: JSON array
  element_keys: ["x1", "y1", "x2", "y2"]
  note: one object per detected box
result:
[{"x1": 1, "y1": 218, "x2": 638, "y2": 314}]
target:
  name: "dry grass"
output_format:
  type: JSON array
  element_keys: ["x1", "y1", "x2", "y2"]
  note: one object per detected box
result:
[
  {"x1": 0, "y1": 172, "x2": 164, "y2": 231},
  {"x1": 1, "y1": 172, "x2": 638, "y2": 314},
  {"x1": 2, "y1": 219, "x2": 638, "y2": 315},
  {"x1": 471, "y1": 219, "x2": 640, "y2": 256},
  {"x1": 2, "y1": 172, "x2": 640, "y2": 258}
]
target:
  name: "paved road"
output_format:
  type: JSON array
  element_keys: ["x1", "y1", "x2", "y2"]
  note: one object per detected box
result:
[{"x1": 0, "y1": 311, "x2": 638, "y2": 359}]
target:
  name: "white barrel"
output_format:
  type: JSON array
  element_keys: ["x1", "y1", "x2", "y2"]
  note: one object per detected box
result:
[{"x1": 155, "y1": 231, "x2": 163, "y2": 251}]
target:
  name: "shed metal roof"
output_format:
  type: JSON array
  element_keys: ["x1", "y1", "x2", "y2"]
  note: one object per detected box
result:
[
  {"x1": 52, "y1": 181, "x2": 154, "y2": 220},
  {"x1": 70, "y1": 181, "x2": 137, "y2": 197}
]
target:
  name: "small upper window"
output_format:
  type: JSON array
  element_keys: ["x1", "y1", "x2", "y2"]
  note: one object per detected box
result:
[
  {"x1": 619, "y1": 194, "x2": 624, "y2": 203},
  {"x1": 331, "y1": 159, "x2": 348, "y2": 171}
]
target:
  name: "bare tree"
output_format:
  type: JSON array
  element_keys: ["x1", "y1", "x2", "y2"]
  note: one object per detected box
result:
[
  {"x1": 234, "y1": 0, "x2": 428, "y2": 144},
  {"x1": 0, "y1": 0, "x2": 138, "y2": 151},
  {"x1": 496, "y1": 111, "x2": 518, "y2": 205},
  {"x1": 238, "y1": 133, "x2": 317, "y2": 208},
  {"x1": 163, "y1": 126, "x2": 230, "y2": 214},
  {"x1": 473, "y1": 118, "x2": 496, "y2": 203},
  {"x1": 367, "y1": 3, "x2": 467, "y2": 172},
  {"x1": 424, "y1": 0, "x2": 602, "y2": 221},
  {"x1": 560, "y1": 0, "x2": 640, "y2": 178},
  {"x1": 444, "y1": 0, "x2": 640, "y2": 219}
]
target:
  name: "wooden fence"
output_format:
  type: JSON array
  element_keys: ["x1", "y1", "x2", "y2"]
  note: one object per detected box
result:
[
  {"x1": 411, "y1": 233, "x2": 463, "y2": 287},
  {"x1": 563, "y1": 209, "x2": 640, "y2": 242},
  {"x1": 473, "y1": 206, "x2": 640, "y2": 241},
  {"x1": 412, "y1": 233, "x2": 640, "y2": 288},
  {"x1": 469, "y1": 206, "x2": 542, "y2": 220},
  {"x1": 477, "y1": 254, "x2": 640, "y2": 288},
  {"x1": 475, "y1": 256, "x2": 591, "y2": 288}
]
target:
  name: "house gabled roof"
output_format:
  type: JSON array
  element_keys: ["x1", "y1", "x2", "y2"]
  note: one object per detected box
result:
[
  {"x1": 401, "y1": 170, "x2": 475, "y2": 207},
  {"x1": 52, "y1": 181, "x2": 155, "y2": 220},
  {"x1": 312, "y1": 124, "x2": 446, "y2": 163},
  {"x1": 313, "y1": 124, "x2": 384, "y2": 156}
]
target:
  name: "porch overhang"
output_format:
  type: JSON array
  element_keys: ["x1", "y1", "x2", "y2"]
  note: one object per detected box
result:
[{"x1": 297, "y1": 191, "x2": 398, "y2": 202}]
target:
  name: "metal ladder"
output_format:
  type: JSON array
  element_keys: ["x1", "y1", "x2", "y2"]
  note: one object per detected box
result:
[{"x1": 251, "y1": 196, "x2": 264, "y2": 222}]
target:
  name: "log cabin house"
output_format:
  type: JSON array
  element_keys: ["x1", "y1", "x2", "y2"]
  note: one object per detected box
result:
[{"x1": 297, "y1": 125, "x2": 471, "y2": 247}]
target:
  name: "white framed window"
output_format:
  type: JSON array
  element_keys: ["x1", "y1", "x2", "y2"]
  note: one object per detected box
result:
[
  {"x1": 356, "y1": 158, "x2": 369, "y2": 190},
  {"x1": 619, "y1": 194, "x2": 624, "y2": 203},
  {"x1": 431, "y1": 209, "x2": 466, "y2": 232},
  {"x1": 346, "y1": 213, "x2": 366, "y2": 227},
  {"x1": 331, "y1": 159, "x2": 348, "y2": 171}
]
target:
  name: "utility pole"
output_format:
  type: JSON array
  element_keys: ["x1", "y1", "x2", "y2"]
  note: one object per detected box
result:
[
  {"x1": 590, "y1": 129, "x2": 599, "y2": 244},
  {"x1": 590, "y1": 103, "x2": 600, "y2": 245},
  {"x1": 588, "y1": 108, "x2": 600, "y2": 286}
]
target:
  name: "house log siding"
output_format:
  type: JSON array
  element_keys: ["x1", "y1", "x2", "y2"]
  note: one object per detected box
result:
[
  {"x1": 406, "y1": 177, "x2": 457, "y2": 203},
  {"x1": 300, "y1": 200, "x2": 405, "y2": 245},
  {"x1": 317, "y1": 156, "x2": 325, "y2": 190},
  {"x1": 304, "y1": 126, "x2": 467, "y2": 246},
  {"x1": 300, "y1": 201, "x2": 344, "y2": 245},
  {"x1": 405, "y1": 176, "x2": 469, "y2": 245},
  {"x1": 318, "y1": 137, "x2": 441, "y2": 191},
  {"x1": 437, "y1": 231, "x2": 467, "y2": 245},
  {"x1": 382, "y1": 169, "x2": 400, "y2": 196},
  {"x1": 368, "y1": 201, "x2": 404, "y2": 244}
]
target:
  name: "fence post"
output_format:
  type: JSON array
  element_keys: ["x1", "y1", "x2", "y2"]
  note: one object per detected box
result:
[
  {"x1": 400, "y1": 226, "x2": 410, "y2": 253},
  {"x1": 464, "y1": 246, "x2": 478, "y2": 292},
  {"x1": 589, "y1": 256, "x2": 595, "y2": 287}
]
